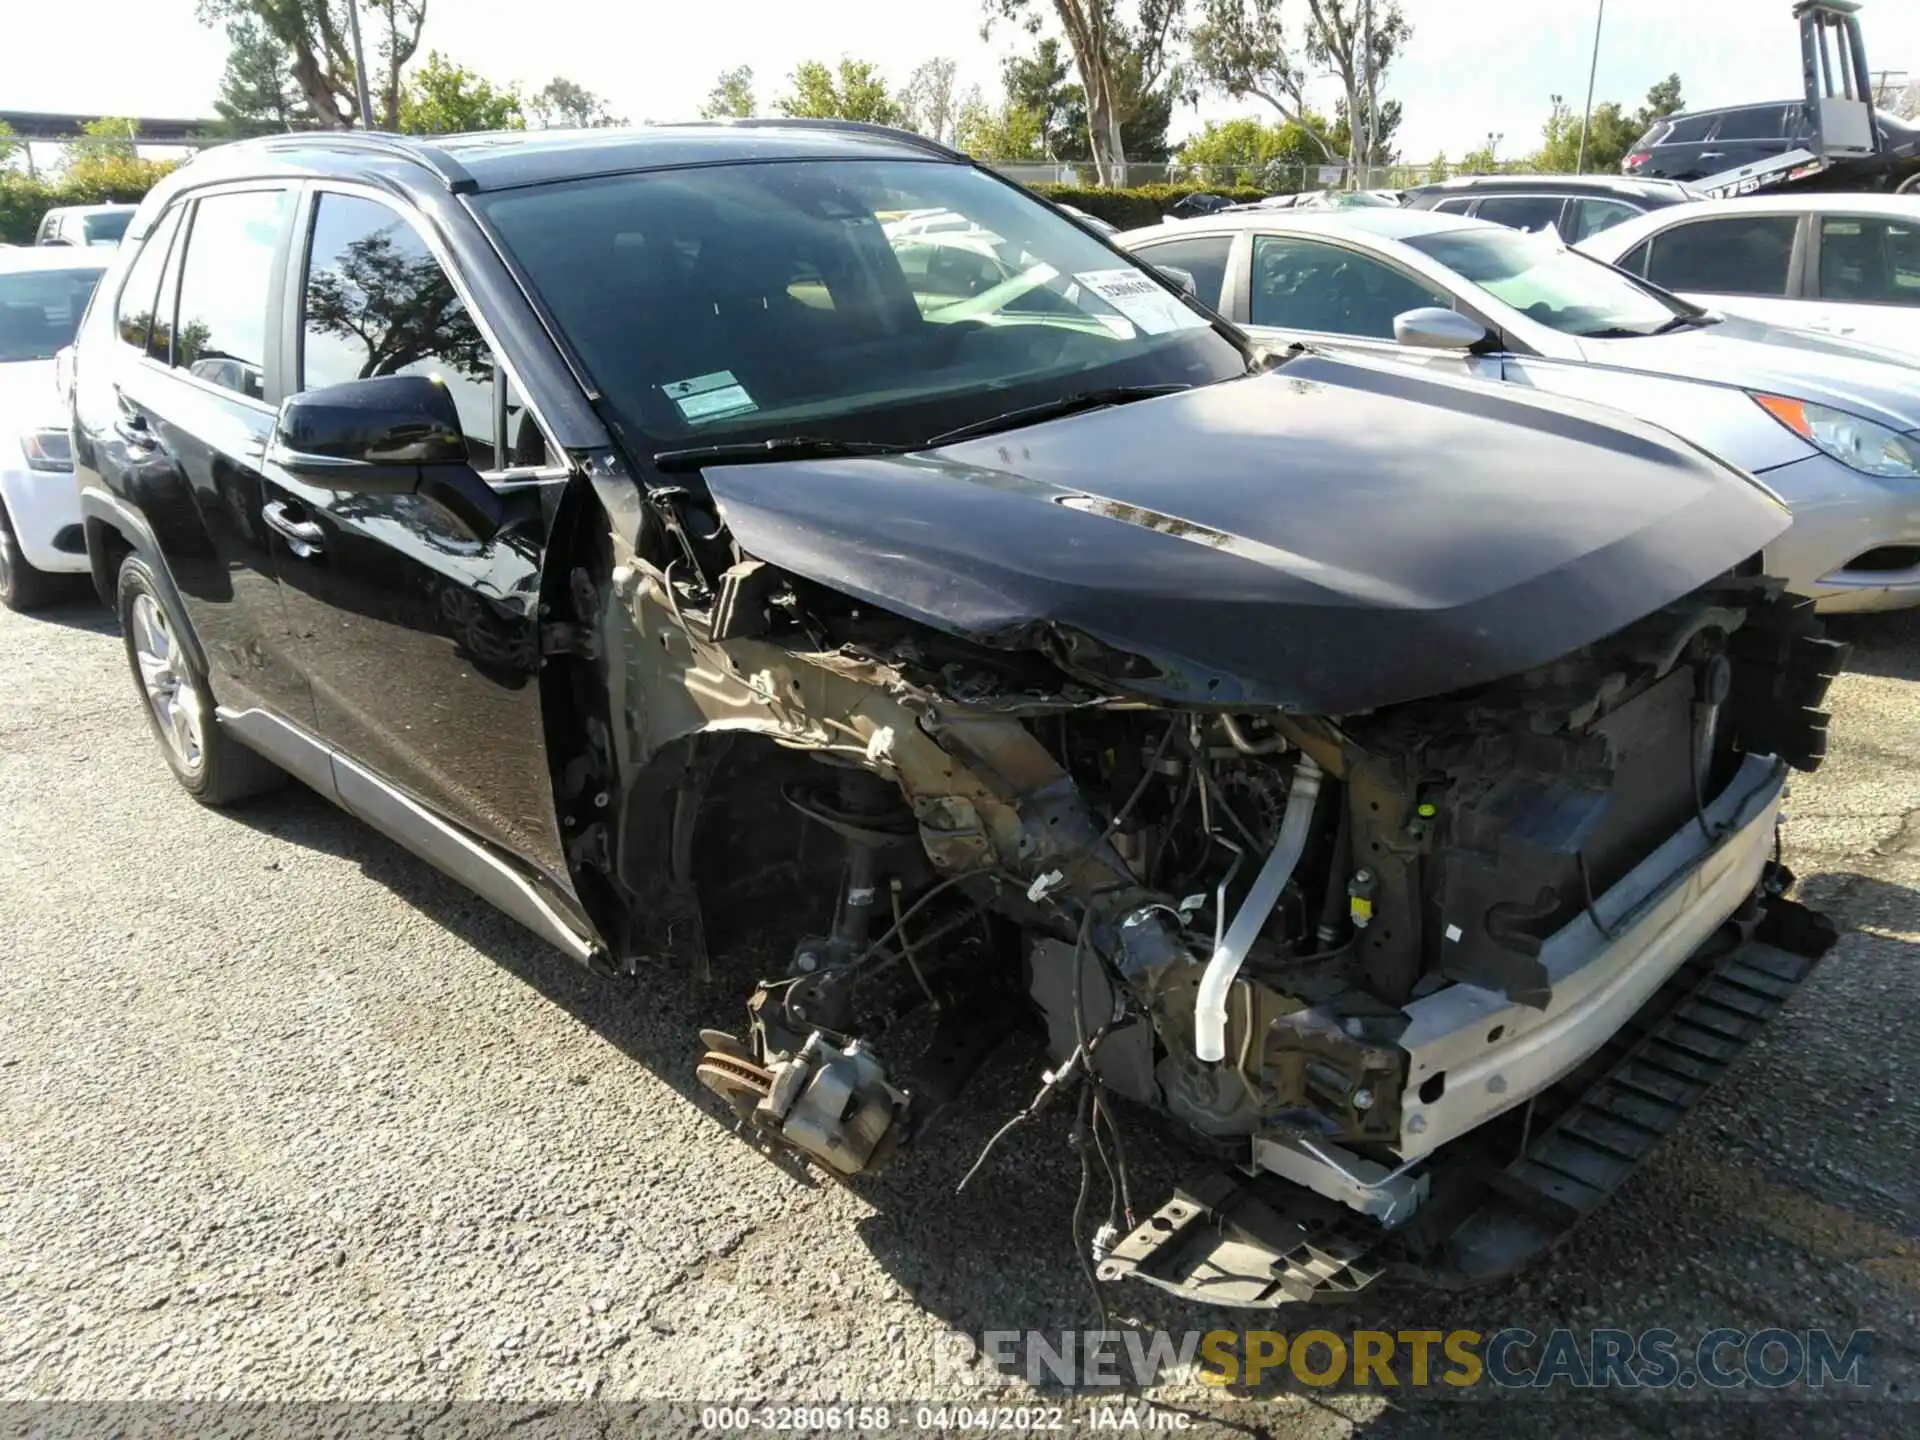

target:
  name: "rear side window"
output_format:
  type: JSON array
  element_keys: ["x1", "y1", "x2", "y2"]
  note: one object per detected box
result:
[
  {"x1": 1472, "y1": 196, "x2": 1565, "y2": 235},
  {"x1": 1570, "y1": 198, "x2": 1641, "y2": 242},
  {"x1": 115, "y1": 207, "x2": 183, "y2": 351},
  {"x1": 173, "y1": 189, "x2": 294, "y2": 402},
  {"x1": 300, "y1": 191, "x2": 500, "y2": 467},
  {"x1": 1817, "y1": 216, "x2": 1920, "y2": 306},
  {"x1": 1714, "y1": 105, "x2": 1788, "y2": 141},
  {"x1": 1130, "y1": 233, "x2": 1234, "y2": 310},
  {"x1": 1643, "y1": 215, "x2": 1797, "y2": 296},
  {"x1": 1432, "y1": 197, "x2": 1474, "y2": 215},
  {"x1": 1660, "y1": 114, "x2": 1714, "y2": 143},
  {"x1": 1250, "y1": 234, "x2": 1451, "y2": 338}
]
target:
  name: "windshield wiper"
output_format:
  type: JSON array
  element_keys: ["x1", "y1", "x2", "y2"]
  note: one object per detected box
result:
[
  {"x1": 923, "y1": 384, "x2": 1190, "y2": 448},
  {"x1": 1649, "y1": 311, "x2": 1720, "y2": 335},
  {"x1": 652, "y1": 436, "x2": 905, "y2": 472}
]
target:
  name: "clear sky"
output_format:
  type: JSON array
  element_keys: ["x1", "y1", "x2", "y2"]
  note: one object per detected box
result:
[{"x1": 11, "y1": 0, "x2": 1919, "y2": 163}]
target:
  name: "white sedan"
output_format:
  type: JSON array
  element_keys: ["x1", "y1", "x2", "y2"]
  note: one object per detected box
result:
[
  {"x1": 0, "y1": 247, "x2": 111, "y2": 610},
  {"x1": 1574, "y1": 193, "x2": 1920, "y2": 361},
  {"x1": 1121, "y1": 207, "x2": 1920, "y2": 612}
]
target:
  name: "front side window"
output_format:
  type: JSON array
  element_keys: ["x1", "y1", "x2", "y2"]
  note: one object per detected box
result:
[
  {"x1": 1249, "y1": 235, "x2": 1451, "y2": 338},
  {"x1": 1642, "y1": 215, "x2": 1797, "y2": 296},
  {"x1": 300, "y1": 191, "x2": 501, "y2": 465},
  {"x1": 475, "y1": 159, "x2": 1246, "y2": 451},
  {"x1": 114, "y1": 206, "x2": 183, "y2": 352},
  {"x1": 1472, "y1": 195, "x2": 1565, "y2": 235},
  {"x1": 1818, "y1": 215, "x2": 1920, "y2": 306},
  {"x1": 0, "y1": 267, "x2": 105, "y2": 363},
  {"x1": 173, "y1": 189, "x2": 294, "y2": 401},
  {"x1": 1405, "y1": 227, "x2": 1682, "y2": 337},
  {"x1": 1129, "y1": 233, "x2": 1234, "y2": 310}
]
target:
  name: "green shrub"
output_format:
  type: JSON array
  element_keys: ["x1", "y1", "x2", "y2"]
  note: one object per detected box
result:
[
  {"x1": 0, "y1": 159, "x2": 179, "y2": 244},
  {"x1": 1027, "y1": 182, "x2": 1272, "y2": 231}
]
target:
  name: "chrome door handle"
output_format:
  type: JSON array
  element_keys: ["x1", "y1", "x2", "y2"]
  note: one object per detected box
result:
[
  {"x1": 261, "y1": 499, "x2": 325, "y2": 557},
  {"x1": 112, "y1": 413, "x2": 155, "y2": 456}
]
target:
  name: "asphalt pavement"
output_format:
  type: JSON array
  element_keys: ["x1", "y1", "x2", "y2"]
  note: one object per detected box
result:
[{"x1": 1, "y1": 591, "x2": 1915, "y2": 1438}]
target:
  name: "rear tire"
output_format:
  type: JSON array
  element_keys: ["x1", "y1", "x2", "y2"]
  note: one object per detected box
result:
[
  {"x1": 116, "y1": 554, "x2": 284, "y2": 806},
  {"x1": 0, "y1": 500, "x2": 69, "y2": 612}
]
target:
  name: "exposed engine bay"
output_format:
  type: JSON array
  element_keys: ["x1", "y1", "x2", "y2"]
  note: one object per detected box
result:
[{"x1": 538, "y1": 471, "x2": 1844, "y2": 1304}]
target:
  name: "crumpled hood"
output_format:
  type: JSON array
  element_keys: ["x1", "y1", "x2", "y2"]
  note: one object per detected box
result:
[
  {"x1": 703, "y1": 352, "x2": 1792, "y2": 713},
  {"x1": 1582, "y1": 318, "x2": 1920, "y2": 433}
]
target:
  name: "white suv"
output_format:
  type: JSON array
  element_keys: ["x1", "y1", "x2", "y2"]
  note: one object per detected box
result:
[{"x1": 0, "y1": 247, "x2": 110, "y2": 610}]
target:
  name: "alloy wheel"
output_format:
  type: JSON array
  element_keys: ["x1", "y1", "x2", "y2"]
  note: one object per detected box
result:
[{"x1": 130, "y1": 593, "x2": 204, "y2": 773}]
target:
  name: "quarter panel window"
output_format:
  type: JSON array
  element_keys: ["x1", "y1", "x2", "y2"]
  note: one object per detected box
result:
[
  {"x1": 1250, "y1": 235, "x2": 1451, "y2": 338},
  {"x1": 1661, "y1": 114, "x2": 1714, "y2": 143},
  {"x1": 1130, "y1": 234, "x2": 1234, "y2": 310},
  {"x1": 172, "y1": 189, "x2": 294, "y2": 401},
  {"x1": 1432, "y1": 197, "x2": 1474, "y2": 215},
  {"x1": 114, "y1": 206, "x2": 182, "y2": 351},
  {"x1": 300, "y1": 191, "x2": 499, "y2": 465},
  {"x1": 1818, "y1": 216, "x2": 1920, "y2": 306},
  {"x1": 1644, "y1": 215, "x2": 1797, "y2": 296}
]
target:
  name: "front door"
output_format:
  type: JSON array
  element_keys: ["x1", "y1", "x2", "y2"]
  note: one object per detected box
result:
[
  {"x1": 263, "y1": 185, "x2": 571, "y2": 882},
  {"x1": 1237, "y1": 233, "x2": 1502, "y2": 382}
]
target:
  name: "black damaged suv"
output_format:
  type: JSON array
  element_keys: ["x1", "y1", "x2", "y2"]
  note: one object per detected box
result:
[{"x1": 70, "y1": 124, "x2": 1841, "y2": 1306}]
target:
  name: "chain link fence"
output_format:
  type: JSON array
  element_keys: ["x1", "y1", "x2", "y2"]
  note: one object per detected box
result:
[{"x1": 988, "y1": 158, "x2": 1588, "y2": 194}]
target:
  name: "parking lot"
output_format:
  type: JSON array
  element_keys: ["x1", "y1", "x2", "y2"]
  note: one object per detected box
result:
[{"x1": 1, "y1": 589, "x2": 1916, "y2": 1435}]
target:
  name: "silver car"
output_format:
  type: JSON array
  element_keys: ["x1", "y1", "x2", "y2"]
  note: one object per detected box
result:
[{"x1": 1122, "y1": 208, "x2": 1920, "y2": 612}]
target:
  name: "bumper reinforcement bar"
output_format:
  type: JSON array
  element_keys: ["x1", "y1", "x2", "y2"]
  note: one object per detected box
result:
[{"x1": 1098, "y1": 892, "x2": 1838, "y2": 1307}]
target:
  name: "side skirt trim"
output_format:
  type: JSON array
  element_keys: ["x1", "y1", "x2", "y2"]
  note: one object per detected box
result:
[{"x1": 216, "y1": 705, "x2": 602, "y2": 969}]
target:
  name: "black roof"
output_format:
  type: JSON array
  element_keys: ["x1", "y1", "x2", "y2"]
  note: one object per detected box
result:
[
  {"x1": 175, "y1": 121, "x2": 966, "y2": 196},
  {"x1": 1401, "y1": 174, "x2": 1699, "y2": 204}
]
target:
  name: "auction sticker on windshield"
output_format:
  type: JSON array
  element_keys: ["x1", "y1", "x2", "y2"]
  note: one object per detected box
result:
[
  {"x1": 1073, "y1": 269, "x2": 1209, "y2": 335},
  {"x1": 664, "y1": 370, "x2": 759, "y2": 424}
]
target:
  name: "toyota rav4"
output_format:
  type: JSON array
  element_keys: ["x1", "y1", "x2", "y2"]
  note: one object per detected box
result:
[{"x1": 69, "y1": 123, "x2": 1842, "y2": 1307}]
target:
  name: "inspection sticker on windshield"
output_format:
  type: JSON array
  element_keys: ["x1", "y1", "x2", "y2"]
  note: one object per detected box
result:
[
  {"x1": 662, "y1": 370, "x2": 759, "y2": 425},
  {"x1": 1072, "y1": 269, "x2": 1208, "y2": 335}
]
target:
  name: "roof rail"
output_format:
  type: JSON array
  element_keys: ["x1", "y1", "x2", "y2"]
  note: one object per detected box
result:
[
  {"x1": 242, "y1": 130, "x2": 479, "y2": 193},
  {"x1": 664, "y1": 117, "x2": 970, "y2": 164}
]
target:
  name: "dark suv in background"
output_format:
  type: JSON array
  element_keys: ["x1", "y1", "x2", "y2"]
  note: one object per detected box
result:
[
  {"x1": 65, "y1": 122, "x2": 1838, "y2": 1307},
  {"x1": 1399, "y1": 174, "x2": 1698, "y2": 243},
  {"x1": 1625, "y1": 100, "x2": 1920, "y2": 185}
]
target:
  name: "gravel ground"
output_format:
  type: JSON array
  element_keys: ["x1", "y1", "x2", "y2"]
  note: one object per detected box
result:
[{"x1": 1, "y1": 592, "x2": 1915, "y2": 1439}]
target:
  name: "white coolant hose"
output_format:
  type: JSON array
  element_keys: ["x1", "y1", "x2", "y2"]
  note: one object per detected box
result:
[{"x1": 1193, "y1": 754, "x2": 1324, "y2": 1063}]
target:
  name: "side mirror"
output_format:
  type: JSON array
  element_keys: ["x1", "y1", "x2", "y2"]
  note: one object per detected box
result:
[
  {"x1": 270, "y1": 374, "x2": 468, "y2": 490},
  {"x1": 1393, "y1": 306, "x2": 1489, "y2": 352},
  {"x1": 1153, "y1": 263, "x2": 1199, "y2": 297}
]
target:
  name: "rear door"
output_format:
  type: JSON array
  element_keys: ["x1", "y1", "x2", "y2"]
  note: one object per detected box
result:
[
  {"x1": 1630, "y1": 212, "x2": 1810, "y2": 328},
  {"x1": 263, "y1": 183, "x2": 571, "y2": 881},
  {"x1": 1697, "y1": 104, "x2": 1797, "y2": 178},
  {"x1": 1640, "y1": 111, "x2": 1718, "y2": 180},
  {"x1": 1236, "y1": 232, "x2": 1502, "y2": 381},
  {"x1": 1123, "y1": 231, "x2": 1242, "y2": 313},
  {"x1": 83, "y1": 185, "x2": 314, "y2": 724},
  {"x1": 1805, "y1": 211, "x2": 1920, "y2": 356}
]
